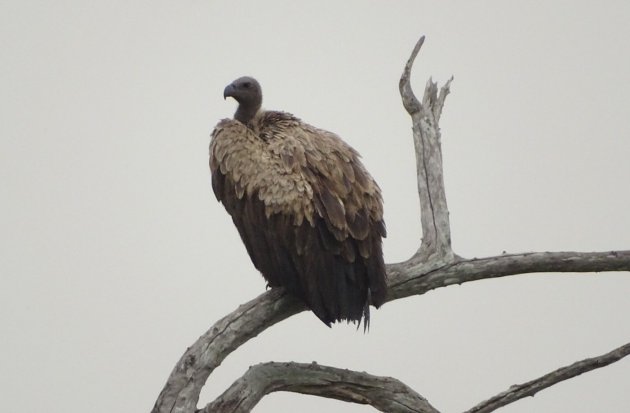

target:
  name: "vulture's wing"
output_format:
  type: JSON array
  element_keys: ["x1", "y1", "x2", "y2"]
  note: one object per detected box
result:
[{"x1": 210, "y1": 114, "x2": 386, "y2": 326}]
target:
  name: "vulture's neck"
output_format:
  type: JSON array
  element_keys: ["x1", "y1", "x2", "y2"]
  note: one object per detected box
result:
[{"x1": 234, "y1": 102, "x2": 261, "y2": 125}]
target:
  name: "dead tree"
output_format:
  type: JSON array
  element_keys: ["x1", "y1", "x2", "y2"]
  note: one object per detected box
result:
[{"x1": 151, "y1": 36, "x2": 630, "y2": 413}]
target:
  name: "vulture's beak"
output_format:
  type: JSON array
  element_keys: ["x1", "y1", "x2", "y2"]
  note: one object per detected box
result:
[{"x1": 223, "y1": 84, "x2": 236, "y2": 100}]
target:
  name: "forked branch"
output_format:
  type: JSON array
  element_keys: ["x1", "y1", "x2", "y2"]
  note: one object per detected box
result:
[
  {"x1": 399, "y1": 35, "x2": 454, "y2": 261},
  {"x1": 151, "y1": 36, "x2": 630, "y2": 413},
  {"x1": 152, "y1": 249, "x2": 630, "y2": 412}
]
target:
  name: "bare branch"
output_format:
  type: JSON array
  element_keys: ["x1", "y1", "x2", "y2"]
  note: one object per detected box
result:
[
  {"x1": 399, "y1": 35, "x2": 424, "y2": 114},
  {"x1": 387, "y1": 250, "x2": 630, "y2": 301},
  {"x1": 201, "y1": 362, "x2": 440, "y2": 413},
  {"x1": 152, "y1": 36, "x2": 630, "y2": 413},
  {"x1": 464, "y1": 341, "x2": 630, "y2": 413},
  {"x1": 151, "y1": 290, "x2": 305, "y2": 413},
  {"x1": 399, "y1": 36, "x2": 454, "y2": 260},
  {"x1": 433, "y1": 76, "x2": 453, "y2": 123},
  {"x1": 152, "y1": 249, "x2": 630, "y2": 412}
]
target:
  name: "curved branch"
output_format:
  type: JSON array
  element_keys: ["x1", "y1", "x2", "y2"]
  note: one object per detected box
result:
[
  {"x1": 152, "y1": 249, "x2": 630, "y2": 412},
  {"x1": 200, "y1": 362, "x2": 440, "y2": 413},
  {"x1": 204, "y1": 341, "x2": 630, "y2": 413},
  {"x1": 399, "y1": 35, "x2": 424, "y2": 114},
  {"x1": 399, "y1": 36, "x2": 454, "y2": 260},
  {"x1": 151, "y1": 290, "x2": 305, "y2": 413},
  {"x1": 463, "y1": 341, "x2": 630, "y2": 413}
]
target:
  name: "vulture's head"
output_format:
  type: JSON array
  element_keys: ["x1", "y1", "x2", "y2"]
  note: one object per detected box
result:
[{"x1": 224, "y1": 76, "x2": 262, "y2": 124}]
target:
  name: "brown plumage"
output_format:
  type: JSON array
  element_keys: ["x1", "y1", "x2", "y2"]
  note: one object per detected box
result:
[{"x1": 210, "y1": 76, "x2": 387, "y2": 327}]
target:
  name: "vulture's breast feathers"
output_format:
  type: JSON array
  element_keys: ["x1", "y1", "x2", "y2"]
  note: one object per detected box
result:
[{"x1": 210, "y1": 111, "x2": 384, "y2": 234}]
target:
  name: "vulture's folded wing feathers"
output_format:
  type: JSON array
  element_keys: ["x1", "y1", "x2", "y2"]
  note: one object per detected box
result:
[{"x1": 210, "y1": 108, "x2": 386, "y2": 327}]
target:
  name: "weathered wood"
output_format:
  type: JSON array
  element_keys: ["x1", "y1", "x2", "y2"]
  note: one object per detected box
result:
[
  {"x1": 386, "y1": 250, "x2": 630, "y2": 301},
  {"x1": 151, "y1": 290, "x2": 304, "y2": 413},
  {"x1": 201, "y1": 362, "x2": 440, "y2": 413},
  {"x1": 152, "y1": 249, "x2": 630, "y2": 412},
  {"x1": 464, "y1": 341, "x2": 630, "y2": 413},
  {"x1": 151, "y1": 35, "x2": 630, "y2": 413},
  {"x1": 399, "y1": 36, "x2": 454, "y2": 261}
]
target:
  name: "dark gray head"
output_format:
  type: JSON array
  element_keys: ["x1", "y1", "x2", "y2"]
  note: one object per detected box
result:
[{"x1": 223, "y1": 76, "x2": 262, "y2": 124}]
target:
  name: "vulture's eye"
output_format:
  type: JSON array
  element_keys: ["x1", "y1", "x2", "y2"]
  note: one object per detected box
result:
[{"x1": 243, "y1": 82, "x2": 251, "y2": 88}]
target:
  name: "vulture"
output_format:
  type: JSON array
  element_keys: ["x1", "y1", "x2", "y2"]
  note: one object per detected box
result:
[{"x1": 209, "y1": 76, "x2": 387, "y2": 328}]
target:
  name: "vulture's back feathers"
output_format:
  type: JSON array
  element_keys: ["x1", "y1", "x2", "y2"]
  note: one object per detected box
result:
[{"x1": 211, "y1": 82, "x2": 386, "y2": 327}]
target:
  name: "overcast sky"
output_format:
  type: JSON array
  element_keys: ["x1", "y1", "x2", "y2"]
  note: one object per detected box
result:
[{"x1": 2, "y1": 1, "x2": 630, "y2": 412}]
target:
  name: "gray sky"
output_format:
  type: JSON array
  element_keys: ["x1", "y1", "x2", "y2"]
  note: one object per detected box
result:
[{"x1": 2, "y1": 1, "x2": 630, "y2": 412}]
